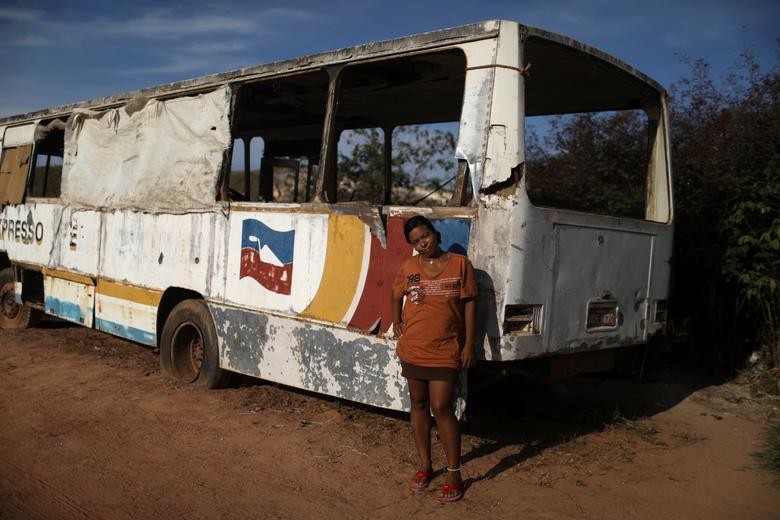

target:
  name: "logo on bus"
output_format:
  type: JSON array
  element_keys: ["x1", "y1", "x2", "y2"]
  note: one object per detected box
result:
[
  {"x1": 0, "y1": 211, "x2": 44, "y2": 244},
  {"x1": 239, "y1": 219, "x2": 295, "y2": 295}
]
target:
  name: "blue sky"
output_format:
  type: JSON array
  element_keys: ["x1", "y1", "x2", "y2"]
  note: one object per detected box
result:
[{"x1": 0, "y1": 0, "x2": 777, "y2": 118}]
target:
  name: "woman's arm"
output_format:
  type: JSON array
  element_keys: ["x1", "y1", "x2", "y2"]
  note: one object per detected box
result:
[
  {"x1": 391, "y1": 292, "x2": 405, "y2": 339},
  {"x1": 461, "y1": 298, "x2": 476, "y2": 368}
]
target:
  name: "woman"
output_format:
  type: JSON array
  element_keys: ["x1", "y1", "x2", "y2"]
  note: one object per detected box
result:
[{"x1": 391, "y1": 215, "x2": 477, "y2": 503}]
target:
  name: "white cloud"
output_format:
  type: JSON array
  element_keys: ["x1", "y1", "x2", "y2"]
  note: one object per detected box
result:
[
  {"x1": 0, "y1": 6, "x2": 43, "y2": 22},
  {"x1": 8, "y1": 35, "x2": 54, "y2": 47},
  {"x1": 86, "y1": 7, "x2": 320, "y2": 41},
  {"x1": 261, "y1": 7, "x2": 320, "y2": 21},
  {"x1": 93, "y1": 12, "x2": 256, "y2": 39},
  {"x1": 186, "y1": 41, "x2": 249, "y2": 54},
  {"x1": 116, "y1": 54, "x2": 221, "y2": 75},
  {"x1": 115, "y1": 45, "x2": 250, "y2": 76}
]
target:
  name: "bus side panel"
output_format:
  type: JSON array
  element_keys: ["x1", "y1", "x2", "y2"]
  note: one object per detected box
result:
[
  {"x1": 95, "y1": 210, "x2": 227, "y2": 345},
  {"x1": 43, "y1": 275, "x2": 94, "y2": 327},
  {"x1": 209, "y1": 302, "x2": 409, "y2": 411},
  {"x1": 49, "y1": 208, "x2": 102, "y2": 275},
  {"x1": 0, "y1": 203, "x2": 105, "y2": 326},
  {"x1": 223, "y1": 210, "x2": 330, "y2": 317},
  {"x1": 0, "y1": 202, "x2": 61, "y2": 267},
  {"x1": 43, "y1": 208, "x2": 101, "y2": 325},
  {"x1": 223, "y1": 208, "x2": 473, "y2": 332},
  {"x1": 94, "y1": 279, "x2": 161, "y2": 346}
]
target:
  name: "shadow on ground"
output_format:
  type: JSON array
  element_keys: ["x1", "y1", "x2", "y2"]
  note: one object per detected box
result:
[{"x1": 461, "y1": 363, "x2": 718, "y2": 484}]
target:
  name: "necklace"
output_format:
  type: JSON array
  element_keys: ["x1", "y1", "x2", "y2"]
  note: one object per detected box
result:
[{"x1": 420, "y1": 252, "x2": 446, "y2": 265}]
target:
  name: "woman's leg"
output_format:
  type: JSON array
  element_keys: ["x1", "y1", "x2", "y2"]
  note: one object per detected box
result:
[
  {"x1": 429, "y1": 379, "x2": 462, "y2": 496},
  {"x1": 407, "y1": 378, "x2": 433, "y2": 482}
]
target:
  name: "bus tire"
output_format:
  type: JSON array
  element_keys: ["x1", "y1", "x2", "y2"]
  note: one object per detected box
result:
[
  {"x1": 159, "y1": 299, "x2": 231, "y2": 389},
  {"x1": 0, "y1": 267, "x2": 40, "y2": 330}
]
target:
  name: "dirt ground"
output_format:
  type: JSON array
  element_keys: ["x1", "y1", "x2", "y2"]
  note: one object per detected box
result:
[{"x1": 1, "y1": 320, "x2": 778, "y2": 520}]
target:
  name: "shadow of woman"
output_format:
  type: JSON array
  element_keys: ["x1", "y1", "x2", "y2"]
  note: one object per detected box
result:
[{"x1": 458, "y1": 369, "x2": 716, "y2": 483}]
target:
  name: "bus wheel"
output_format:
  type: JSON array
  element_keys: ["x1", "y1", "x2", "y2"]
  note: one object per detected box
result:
[
  {"x1": 159, "y1": 299, "x2": 231, "y2": 389},
  {"x1": 0, "y1": 267, "x2": 39, "y2": 330}
]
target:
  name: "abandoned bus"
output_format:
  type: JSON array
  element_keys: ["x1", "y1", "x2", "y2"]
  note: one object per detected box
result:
[{"x1": 0, "y1": 20, "x2": 672, "y2": 411}]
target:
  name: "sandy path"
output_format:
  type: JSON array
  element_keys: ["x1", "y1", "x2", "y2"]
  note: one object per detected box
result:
[{"x1": 1, "y1": 323, "x2": 778, "y2": 519}]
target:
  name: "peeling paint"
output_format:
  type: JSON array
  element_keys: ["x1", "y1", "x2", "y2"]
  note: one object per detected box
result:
[
  {"x1": 291, "y1": 325, "x2": 396, "y2": 407},
  {"x1": 210, "y1": 302, "x2": 408, "y2": 411},
  {"x1": 211, "y1": 305, "x2": 268, "y2": 375}
]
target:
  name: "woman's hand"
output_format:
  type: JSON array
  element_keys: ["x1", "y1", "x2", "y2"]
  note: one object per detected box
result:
[
  {"x1": 461, "y1": 344, "x2": 475, "y2": 369},
  {"x1": 393, "y1": 321, "x2": 405, "y2": 339}
]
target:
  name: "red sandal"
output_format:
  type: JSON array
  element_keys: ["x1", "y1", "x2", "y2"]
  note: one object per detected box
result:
[
  {"x1": 438, "y1": 467, "x2": 464, "y2": 502},
  {"x1": 438, "y1": 482, "x2": 464, "y2": 503},
  {"x1": 409, "y1": 469, "x2": 431, "y2": 491}
]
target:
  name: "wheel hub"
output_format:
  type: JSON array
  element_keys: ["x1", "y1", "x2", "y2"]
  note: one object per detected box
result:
[
  {"x1": 170, "y1": 321, "x2": 205, "y2": 382},
  {"x1": 1, "y1": 282, "x2": 21, "y2": 320}
]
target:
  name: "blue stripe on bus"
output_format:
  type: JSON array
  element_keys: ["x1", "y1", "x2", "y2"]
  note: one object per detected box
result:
[
  {"x1": 44, "y1": 296, "x2": 90, "y2": 325},
  {"x1": 95, "y1": 318, "x2": 156, "y2": 346}
]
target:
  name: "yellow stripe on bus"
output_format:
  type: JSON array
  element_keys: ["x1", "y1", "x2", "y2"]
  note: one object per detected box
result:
[
  {"x1": 96, "y1": 280, "x2": 163, "y2": 307},
  {"x1": 300, "y1": 214, "x2": 365, "y2": 323},
  {"x1": 42, "y1": 267, "x2": 95, "y2": 286}
]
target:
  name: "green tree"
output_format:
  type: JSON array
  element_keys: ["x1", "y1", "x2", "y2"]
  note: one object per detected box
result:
[
  {"x1": 525, "y1": 111, "x2": 648, "y2": 218},
  {"x1": 670, "y1": 49, "x2": 779, "y2": 368},
  {"x1": 337, "y1": 125, "x2": 456, "y2": 204}
]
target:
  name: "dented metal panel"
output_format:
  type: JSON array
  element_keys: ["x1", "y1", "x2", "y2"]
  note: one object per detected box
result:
[
  {"x1": 481, "y1": 21, "x2": 523, "y2": 188},
  {"x1": 212, "y1": 303, "x2": 408, "y2": 410},
  {"x1": 98, "y1": 210, "x2": 226, "y2": 300},
  {"x1": 44, "y1": 273, "x2": 94, "y2": 327},
  {"x1": 49, "y1": 208, "x2": 102, "y2": 275},
  {"x1": 487, "y1": 186, "x2": 674, "y2": 362},
  {"x1": 547, "y1": 225, "x2": 653, "y2": 350},
  {"x1": 94, "y1": 279, "x2": 161, "y2": 346}
]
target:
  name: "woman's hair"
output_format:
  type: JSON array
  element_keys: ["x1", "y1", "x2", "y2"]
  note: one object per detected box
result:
[{"x1": 403, "y1": 215, "x2": 442, "y2": 244}]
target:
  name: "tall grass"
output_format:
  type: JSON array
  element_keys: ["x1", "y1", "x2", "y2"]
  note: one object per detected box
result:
[{"x1": 754, "y1": 422, "x2": 780, "y2": 482}]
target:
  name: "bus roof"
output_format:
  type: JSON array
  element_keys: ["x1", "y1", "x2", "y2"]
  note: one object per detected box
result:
[{"x1": 0, "y1": 20, "x2": 665, "y2": 126}]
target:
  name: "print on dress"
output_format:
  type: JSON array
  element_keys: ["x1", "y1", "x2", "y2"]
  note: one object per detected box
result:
[
  {"x1": 406, "y1": 273, "x2": 424, "y2": 304},
  {"x1": 421, "y1": 277, "x2": 461, "y2": 297},
  {"x1": 406, "y1": 273, "x2": 462, "y2": 303}
]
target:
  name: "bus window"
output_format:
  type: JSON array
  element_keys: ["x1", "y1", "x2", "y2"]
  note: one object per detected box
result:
[
  {"x1": 28, "y1": 119, "x2": 65, "y2": 199},
  {"x1": 333, "y1": 49, "x2": 466, "y2": 206},
  {"x1": 522, "y1": 36, "x2": 666, "y2": 220},
  {"x1": 262, "y1": 156, "x2": 317, "y2": 203},
  {"x1": 227, "y1": 137, "x2": 248, "y2": 200},
  {"x1": 525, "y1": 110, "x2": 648, "y2": 219},
  {"x1": 229, "y1": 71, "x2": 329, "y2": 203},
  {"x1": 336, "y1": 128, "x2": 385, "y2": 204},
  {"x1": 391, "y1": 123, "x2": 457, "y2": 206},
  {"x1": 335, "y1": 124, "x2": 458, "y2": 206}
]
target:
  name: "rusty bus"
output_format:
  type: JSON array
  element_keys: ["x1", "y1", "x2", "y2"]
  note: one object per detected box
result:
[{"x1": 0, "y1": 20, "x2": 672, "y2": 411}]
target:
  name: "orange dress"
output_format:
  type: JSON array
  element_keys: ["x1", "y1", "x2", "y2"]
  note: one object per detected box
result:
[{"x1": 392, "y1": 253, "x2": 477, "y2": 370}]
